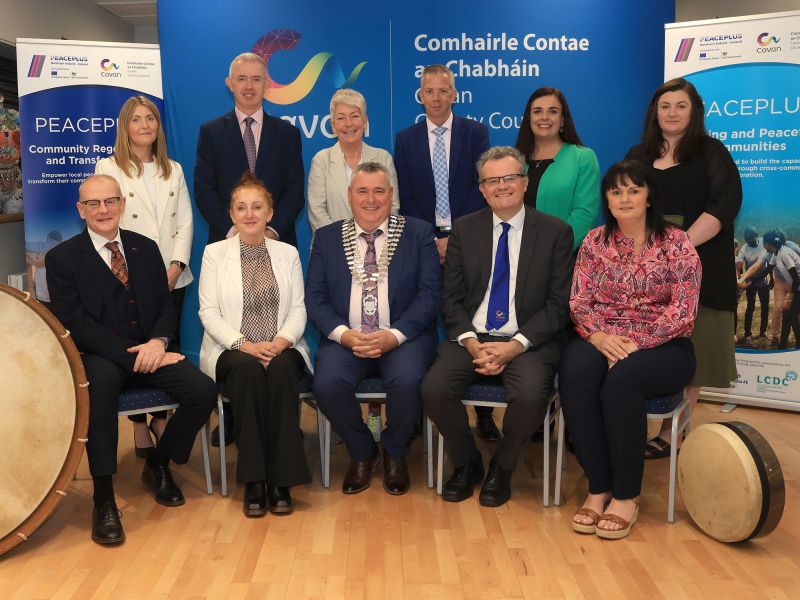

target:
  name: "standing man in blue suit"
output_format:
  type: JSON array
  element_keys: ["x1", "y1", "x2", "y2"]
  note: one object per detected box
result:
[
  {"x1": 195, "y1": 52, "x2": 305, "y2": 247},
  {"x1": 195, "y1": 52, "x2": 305, "y2": 445},
  {"x1": 306, "y1": 162, "x2": 441, "y2": 496},
  {"x1": 394, "y1": 64, "x2": 500, "y2": 440}
]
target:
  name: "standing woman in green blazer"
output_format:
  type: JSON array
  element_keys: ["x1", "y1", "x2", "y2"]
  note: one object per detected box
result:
[{"x1": 515, "y1": 87, "x2": 601, "y2": 250}]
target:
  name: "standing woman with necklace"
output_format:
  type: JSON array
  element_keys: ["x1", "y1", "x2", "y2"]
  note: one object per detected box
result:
[
  {"x1": 627, "y1": 78, "x2": 742, "y2": 458},
  {"x1": 514, "y1": 86, "x2": 601, "y2": 251},
  {"x1": 96, "y1": 96, "x2": 193, "y2": 456}
]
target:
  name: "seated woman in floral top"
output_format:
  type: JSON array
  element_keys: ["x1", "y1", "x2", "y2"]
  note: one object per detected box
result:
[{"x1": 558, "y1": 159, "x2": 701, "y2": 540}]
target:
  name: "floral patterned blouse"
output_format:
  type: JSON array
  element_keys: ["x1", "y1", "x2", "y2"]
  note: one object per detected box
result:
[{"x1": 570, "y1": 225, "x2": 702, "y2": 350}]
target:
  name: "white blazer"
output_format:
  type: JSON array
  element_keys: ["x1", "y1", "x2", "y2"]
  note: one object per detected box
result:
[
  {"x1": 307, "y1": 141, "x2": 400, "y2": 232},
  {"x1": 95, "y1": 157, "x2": 194, "y2": 288},
  {"x1": 198, "y1": 234, "x2": 311, "y2": 379}
]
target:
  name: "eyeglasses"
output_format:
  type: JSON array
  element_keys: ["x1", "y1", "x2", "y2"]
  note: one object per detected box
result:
[
  {"x1": 79, "y1": 196, "x2": 122, "y2": 209},
  {"x1": 479, "y1": 173, "x2": 527, "y2": 187}
]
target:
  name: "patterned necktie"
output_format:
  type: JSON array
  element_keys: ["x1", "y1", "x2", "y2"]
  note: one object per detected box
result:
[
  {"x1": 432, "y1": 126, "x2": 450, "y2": 220},
  {"x1": 105, "y1": 241, "x2": 129, "y2": 288},
  {"x1": 486, "y1": 222, "x2": 511, "y2": 330},
  {"x1": 243, "y1": 116, "x2": 257, "y2": 172},
  {"x1": 360, "y1": 229, "x2": 383, "y2": 333}
]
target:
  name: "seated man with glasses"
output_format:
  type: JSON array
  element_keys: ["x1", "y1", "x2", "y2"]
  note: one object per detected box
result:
[
  {"x1": 422, "y1": 146, "x2": 573, "y2": 507},
  {"x1": 45, "y1": 174, "x2": 216, "y2": 545}
]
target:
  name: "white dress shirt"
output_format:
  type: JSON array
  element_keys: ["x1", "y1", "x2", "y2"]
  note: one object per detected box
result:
[
  {"x1": 87, "y1": 227, "x2": 125, "y2": 268},
  {"x1": 329, "y1": 218, "x2": 407, "y2": 345},
  {"x1": 458, "y1": 206, "x2": 532, "y2": 350},
  {"x1": 426, "y1": 112, "x2": 454, "y2": 228}
]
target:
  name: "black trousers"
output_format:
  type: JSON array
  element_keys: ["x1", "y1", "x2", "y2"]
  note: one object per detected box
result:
[
  {"x1": 780, "y1": 289, "x2": 800, "y2": 348},
  {"x1": 313, "y1": 336, "x2": 434, "y2": 461},
  {"x1": 744, "y1": 285, "x2": 770, "y2": 337},
  {"x1": 82, "y1": 353, "x2": 217, "y2": 477},
  {"x1": 559, "y1": 337, "x2": 696, "y2": 499},
  {"x1": 216, "y1": 349, "x2": 311, "y2": 486},
  {"x1": 422, "y1": 336, "x2": 559, "y2": 472}
]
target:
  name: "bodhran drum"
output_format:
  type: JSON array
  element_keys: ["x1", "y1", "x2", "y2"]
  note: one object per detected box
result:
[
  {"x1": 678, "y1": 422, "x2": 784, "y2": 543},
  {"x1": 0, "y1": 284, "x2": 88, "y2": 556}
]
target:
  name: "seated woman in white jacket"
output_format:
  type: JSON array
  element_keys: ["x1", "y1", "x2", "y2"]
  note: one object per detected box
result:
[
  {"x1": 199, "y1": 172, "x2": 311, "y2": 517},
  {"x1": 96, "y1": 95, "x2": 193, "y2": 457}
]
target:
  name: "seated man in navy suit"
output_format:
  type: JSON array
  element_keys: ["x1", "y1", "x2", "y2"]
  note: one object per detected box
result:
[
  {"x1": 46, "y1": 174, "x2": 216, "y2": 545},
  {"x1": 306, "y1": 162, "x2": 441, "y2": 495},
  {"x1": 422, "y1": 147, "x2": 573, "y2": 507}
]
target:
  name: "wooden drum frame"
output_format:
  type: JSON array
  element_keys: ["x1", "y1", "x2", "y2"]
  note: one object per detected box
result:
[
  {"x1": 678, "y1": 421, "x2": 784, "y2": 543},
  {"x1": 0, "y1": 284, "x2": 89, "y2": 556}
]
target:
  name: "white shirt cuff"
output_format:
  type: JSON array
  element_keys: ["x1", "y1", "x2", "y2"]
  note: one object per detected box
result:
[
  {"x1": 512, "y1": 333, "x2": 531, "y2": 351},
  {"x1": 388, "y1": 328, "x2": 407, "y2": 345},
  {"x1": 457, "y1": 331, "x2": 478, "y2": 346},
  {"x1": 225, "y1": 225, "x2": 237, "y2": 239},
  {"x1": 329, "y1": 325, "x2": 349, "y2": 344}
]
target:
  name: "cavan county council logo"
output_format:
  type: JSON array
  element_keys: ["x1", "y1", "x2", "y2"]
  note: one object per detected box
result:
[
  {"x1": 28, "y1": 55, "x2": 46, "y2": 77},
  {"x1": 100, "y1": 59, "x2": 120, "y2": 71},
  {"x1": 757, "y1": 33, "x2": 781, "y2": 46},
  {"x1": 674, "y1": 38, "x2": 694, "y2": 62},
  {"x1": 252, "y1": 28, "x2": 366, "y2": 105}
]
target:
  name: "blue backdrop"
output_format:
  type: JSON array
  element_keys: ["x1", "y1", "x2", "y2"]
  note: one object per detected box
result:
[{"x1": 158, "y1": 0, "x2": 674, "y2": 361}]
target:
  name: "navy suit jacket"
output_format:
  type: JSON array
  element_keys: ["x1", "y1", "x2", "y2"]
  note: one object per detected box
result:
[
  {"x1": 195, "y1": 109, "x2": 305, "y2": 245},
  {"x1": 394, "y1": 115, "x2": 490, "y2": 233},
  {"x1": 306, "y1": 216, "x2": 442, "y2": 348},
  {"x1": 45, "y1": 229, "x2": 177, "y2": 374}
]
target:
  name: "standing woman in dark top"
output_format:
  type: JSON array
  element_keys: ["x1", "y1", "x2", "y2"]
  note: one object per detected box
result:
[
  {"x1": 515, "y1": 87, "x2": 601, "y2": 251},
  {"x1": 627, "y1": 78, "x2": 742, "y2": 457}
]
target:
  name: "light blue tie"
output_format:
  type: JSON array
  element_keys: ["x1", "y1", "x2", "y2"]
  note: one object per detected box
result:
[
  {"x1": 432, "y1": 126, "x2": 450, "y2": 220},
  {"x1": 486, "y1": 222, "x2": 511, "y2": 331}
]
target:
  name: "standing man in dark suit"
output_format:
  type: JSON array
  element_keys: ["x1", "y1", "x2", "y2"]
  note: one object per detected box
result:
[
  {"x1": 306, "y1": 162, "x2": 441, "y2": 496},
  {"x1": 394, "y1": 64, "x2": 500, "y2": 440},
  {"x1": 422, "y1": 147, "x2": 573, "y2": 507},
  {"x1": 45, "y1": 174, "x2": 216, "y2": 545},
  {"x1": 195, "y1": 52, "x2": 304, "y2": 246}
]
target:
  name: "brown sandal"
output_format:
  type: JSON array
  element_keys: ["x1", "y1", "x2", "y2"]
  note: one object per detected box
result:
[
  {"x1": 572, "y1": 507, "x2": 602, "y2": 534},
  {"x1": 596, "y1": 497, "x2": 640, "y2": 540}
]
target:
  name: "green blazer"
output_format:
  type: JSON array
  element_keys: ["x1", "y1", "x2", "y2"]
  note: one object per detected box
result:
[{"x1": 529, "y1": 143, "x2": 600, "y2": 251}]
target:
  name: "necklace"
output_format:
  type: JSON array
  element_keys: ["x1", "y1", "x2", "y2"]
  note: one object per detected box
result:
[{"x1": 342, "y1": 215, "x2": 405, "y2": 284}]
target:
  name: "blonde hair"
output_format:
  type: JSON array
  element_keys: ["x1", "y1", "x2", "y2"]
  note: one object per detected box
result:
[
  {"x1": 329, "y1": 89, "x2": 367, "y2": 122},
  {"x1": 113, "y1": 96, "x2": 172, "y2": 180}
]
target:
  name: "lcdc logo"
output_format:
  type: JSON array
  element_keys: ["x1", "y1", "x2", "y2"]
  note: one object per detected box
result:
[{"x1": 757, "y1": 370, "x2": 797, "y2": 386}]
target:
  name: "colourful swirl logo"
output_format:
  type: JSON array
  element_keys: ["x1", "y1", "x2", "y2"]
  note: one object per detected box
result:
[
  {"x1": 252, "y1": 29, "x2": 366, "y2": 105},
  {"x1": 757, "y1": 33, "x2": 780, "y2": 46},
  {"x1": 100, "y1": 59, "x2": 120, "y2": 71}
]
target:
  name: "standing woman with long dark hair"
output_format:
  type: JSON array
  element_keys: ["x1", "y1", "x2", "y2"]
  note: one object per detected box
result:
[
  {"x1": 514, "y1": 86, "x2": 600, "y2": 251},
  {"x1": 627, "y1": 78, "x2": 742, "y2": 458}
]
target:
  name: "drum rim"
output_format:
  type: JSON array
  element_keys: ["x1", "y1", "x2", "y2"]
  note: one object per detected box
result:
[{"x1": 0, "y1": 284, "x2": 89, "y2": 556}]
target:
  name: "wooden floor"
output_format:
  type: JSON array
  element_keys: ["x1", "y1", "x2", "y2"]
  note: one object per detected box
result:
[{"x1": 1, "y1": 402, "x2": 798, "y2": 599}]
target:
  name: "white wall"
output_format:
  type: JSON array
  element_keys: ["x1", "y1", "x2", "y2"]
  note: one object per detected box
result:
[
  {"x1": 0, "y1": 0, "x2": 132, "y2": 45},
  {"x1": 676, "y1": 0, "x2": 798, "y2": 22}
]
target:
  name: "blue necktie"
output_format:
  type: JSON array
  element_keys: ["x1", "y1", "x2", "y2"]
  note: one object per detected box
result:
[
  {"x1": 486, "y1": 222, "x2": 511, "y2": 331},
  {"x1": 432, "y1": 126, "x2": 450, "y2": 220}
]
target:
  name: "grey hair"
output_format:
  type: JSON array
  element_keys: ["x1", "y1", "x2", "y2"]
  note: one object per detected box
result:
[
  {"x1": 330, "y1": 89, "x2": 367, "y2": 122},
  {"x1": 420, "y1": 64, "x2": 456, "y2": 92},
  {"x1": 228, "y1": 52, "x2": 267, "y2": 79},
  {"x1": 476, "y1": 146, "x2": 526, "y2": 177},
  {"x1": 351, "y1": 161, "x2": 389, "y2": 182},
  {"x1": 79, "y1": 174, "x2": 122, "y2": 198}
]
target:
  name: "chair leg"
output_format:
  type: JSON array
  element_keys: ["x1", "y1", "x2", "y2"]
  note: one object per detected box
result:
[
  {"x1": 543, "y1": 399, "x2": 552, "y2": 507},
  {"x1": 554, "y1": 410, "x2": 565, "y2": 507},
  {"x1": 323, "y1": 416, "x2": 332, "y2": 489},
  {"x1": 426, "y1": 415, "x2": 434, "y2": 489},
  {"x1": 200, "y1": 422, "x2": 212, "y2": 495},
  {"x1": 313, "y1": 398, "x2": 327, "y2": 486},
  {"x1": 436, "y1": 432, "x2": 444, "y2": 495},
  {"x1": 218, "y1": 396, "x2": 228, "y2": 497},
  {"x1": 667, "y1": 409, "x2": 680, "y2": 523}
]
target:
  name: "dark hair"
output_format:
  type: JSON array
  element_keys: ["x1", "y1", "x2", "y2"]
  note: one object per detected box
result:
[
  {"x1": 514, "y1": 87, "x2": 583, "y2": 159},
  {"x1": 601, "y1": 160, "x2": 667, "y2": 243},
  {"x1": 641, "y1": 77, "x2": 707, "y2": 162},
  {"x1": 230, "y1": 171, "x2": 272, "y2": 209}
]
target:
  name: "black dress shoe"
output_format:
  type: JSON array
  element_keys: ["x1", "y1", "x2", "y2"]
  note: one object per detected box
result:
[
  {"x1": 141, "y1": 463, "x2": 185, "y2": 506},
  {"x1": 92, "y1": 501, "x2": 125, "y2": 544},
  {"x1": 244, "y1": 481, "x2": 267, "y2": 517},
  {"x1": 267, "y1": 485, "x2": 293, "y2": 514},
  {"x1": 479, "y1": 461, "x2": 512, "y2": 507},
  {"x1": 342, "y1": 450, "x2": 381, "y2": 494},
  {"x1": 442, "y1": 454, "x2": 484, "y2": 502},
  {"x1": 477, "y1": 412, "x2": 502, "y2": 442},
  {"x1": 382, "y1": 449, "x2": 410, "y2": 495}
]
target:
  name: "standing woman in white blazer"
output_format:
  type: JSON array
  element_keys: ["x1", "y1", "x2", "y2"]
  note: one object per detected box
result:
[
  {"x1": 307, "y1": 88, "x2": 399, "y2": 233},
  {"x1": 199, "y1": 172, "x2": 311, "y2": 517},
  {"x1": 95, "y1": 95, "x2": 193, "y2": 456}
]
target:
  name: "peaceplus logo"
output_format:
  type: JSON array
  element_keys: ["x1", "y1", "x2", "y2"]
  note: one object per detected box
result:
[{"x1": 252, "y1": 28, "x2": 366, "y2": 105}]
